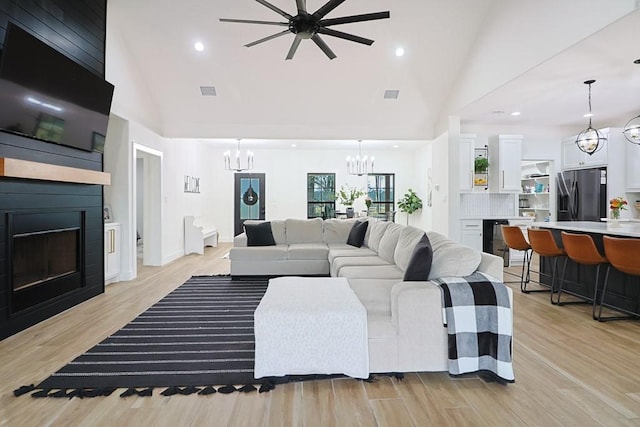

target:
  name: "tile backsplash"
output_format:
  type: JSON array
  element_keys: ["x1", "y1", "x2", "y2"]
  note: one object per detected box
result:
[{"x1": 460, "y1": 193, "x2": 516, "y2": 218}]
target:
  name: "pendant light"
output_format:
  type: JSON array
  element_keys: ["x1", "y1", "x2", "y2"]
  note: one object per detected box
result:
[
  {"x1": 623, "y1": 59, "x2": 640, "y2": 145},
  {"x1": 575, "y1": 79, "x2": 606, "y2": 155},
  {"x1": 224, "y1": 139, "x2": 254, "y2": 172},
  {"x1": 346, "y1": 140, "x2": 374, "y2": 176}
]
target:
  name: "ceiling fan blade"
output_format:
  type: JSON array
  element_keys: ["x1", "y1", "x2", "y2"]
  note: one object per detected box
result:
[
  {"x1": 317, "y1": 28, "x2": 373, "y2": 45},
  {"x1": 311, "y1": 34, "x2": 336, "y2": 60},
  {"x1": 286, "y1": 36, "x2": 302, "y2": 60},
  {"x1": 220, "y1": 18, "x2": 288, "y2": 26},
  {"x1": 254, "y1": 0, "x2": 293, "y2": 19},
  {"x1": 295, "y1": 0, "x2": 307, "y2": 13},
  {"x1": 245, "y1": 30, "x2": 291, "y2": 47},
  {"x1": 312, "y1": 0, "x2": 346, "y2": 19},
  {"x1": 320, "y1": 11, "x2": 390, "y2": 27}
]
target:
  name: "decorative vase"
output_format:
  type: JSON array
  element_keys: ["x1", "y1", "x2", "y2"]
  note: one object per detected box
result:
[
  {"x1": 346, "y1": 207, "x2": 354, "y2": 218},
  {"x1": 610, "y1": 209, "x2": 620, "y2": 220}
]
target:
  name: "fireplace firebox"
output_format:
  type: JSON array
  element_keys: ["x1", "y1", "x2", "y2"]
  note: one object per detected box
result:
[{"x1": 8, "y1": 211, "x2": 85, "y2": 314}]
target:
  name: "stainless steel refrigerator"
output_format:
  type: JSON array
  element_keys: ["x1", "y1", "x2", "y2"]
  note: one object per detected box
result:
[{"x1": 556, "y1": 167, "x2": 607, "y2": 221}]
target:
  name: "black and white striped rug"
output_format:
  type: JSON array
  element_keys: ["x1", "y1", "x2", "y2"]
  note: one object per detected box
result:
[{"x1": 15, "y1": 276, "x2": 272, "y2": 398}]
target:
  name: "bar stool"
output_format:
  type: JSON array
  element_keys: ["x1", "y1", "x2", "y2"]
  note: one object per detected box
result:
[
  {"x1": 501, "y1": 225, "x2": 533, "y2": 293},
  {"x1": 598, "y1": 236, "x2": 640, "y2": 322},
  {"x1": 559, "y1": 232, "x2": 607, "y2": 308},
  {"x1": 527, "y1": 228, "x2": 565, "y2": 302}
]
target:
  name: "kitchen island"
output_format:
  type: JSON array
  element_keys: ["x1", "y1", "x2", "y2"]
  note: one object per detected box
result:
[{"x1": 530, "y1": 221, "x2": 639, "y2": 318}]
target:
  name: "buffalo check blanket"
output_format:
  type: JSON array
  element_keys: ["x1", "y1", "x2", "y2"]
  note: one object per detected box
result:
[{"x1": 432, "y1": 272, "x2": 515, "y2": 383}]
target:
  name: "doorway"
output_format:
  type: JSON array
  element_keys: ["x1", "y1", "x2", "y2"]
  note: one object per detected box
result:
[
  {"x1": 133, "y1": 144, "x2": 163, "y2": 269},
  {"x1": 234, "y1": 173, "x2": 265, "y2": 236}
]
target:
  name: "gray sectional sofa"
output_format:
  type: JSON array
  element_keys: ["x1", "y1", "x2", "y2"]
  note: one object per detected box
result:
[{"x1": 230, "y1": 217, "x2": 508, "y2": 374}]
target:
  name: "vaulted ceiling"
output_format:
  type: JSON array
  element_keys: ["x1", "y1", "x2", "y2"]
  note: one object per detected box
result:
[{"x1": 106, "y1": 0, "x2": 640, "y2": 142}]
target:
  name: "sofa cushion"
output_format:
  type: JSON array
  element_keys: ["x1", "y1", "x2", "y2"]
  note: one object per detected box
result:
[
  {"x1": 287, "y1": 243, "x2": 330, "y2": 261},
  {"x1": 244, "y1": 219, "x2": 286, "y2": 244},
  {"x1": 338, "y1": 264, "x2": 403, "y2": 280},
  {"x1": 244, "y1": 222, "x2": 276, "y2": 246},
  {"x1": 285, "y1": 218, "x2": 323, "y2": 244},
  {"x1": 365, "y1": 221, "x2": 390, "y2": 252},
  {"x1": 229, "y1": 245, "x2": 288, "y2": 261},
  {"x1": 323, "y1": 218, "x2": 356, "y2": 243},
  {"x1": 348, "y1": 279, "x2": 397, "y2": 318},
  {"x1": 428, "y1": 242, "x2": 481, "y2": 279},
  {"x1": 394, "y1": 226, "x2": 428, "y2": 271},
  {"x1": 331, "y1": 255, "x2": 391, "y2": 277},
  {"x1": 426, "y1": 231, "x2": 452, "y2": 252},
  {"x1": 377, "y1": 223, "x2": 403, "y2": 262},
  {"x1": 347, "y1": 220, "x2": 369, "y2": 247},
  {"x1": 328, "y1": 246, "x2": 376, "y2": 262},
  {"x1": 403, "y1": 234, "x2": 433, "y2": 281}
]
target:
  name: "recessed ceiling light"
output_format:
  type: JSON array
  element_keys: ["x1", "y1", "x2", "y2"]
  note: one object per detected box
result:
[
  {"x1": 393, "y1": 144, "x2": 399, "y2": 148},
  {"x1": 395, "y1": 47, "x2": 405, "y2": 57},
  {"x1": 511, "y1": 111, "x2": 521, "y2": 116},
  {"x1": 584, "y1": 113, "x2": 593, "y2": 118},
  {"x1": 291, "y1": 144, "x2": 297, "y2": 148},
  {"x1": 194, "y1": 41, "x2": 204, "y2": 52}
]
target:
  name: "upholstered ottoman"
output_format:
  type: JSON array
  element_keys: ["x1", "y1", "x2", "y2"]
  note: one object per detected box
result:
[{"x1": 253, "y1": 276, "x2": 369, "y2": 379}]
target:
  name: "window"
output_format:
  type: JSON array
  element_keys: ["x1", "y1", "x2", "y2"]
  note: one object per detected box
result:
[
  {"x1": 307, "y1": 173, "x2": 336, "y2": 219},
  {"x1": 367, "y1": 173, "x2": 395, "y2": 221}
]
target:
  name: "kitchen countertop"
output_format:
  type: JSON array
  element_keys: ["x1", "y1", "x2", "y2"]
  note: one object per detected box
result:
[{"x1": 530, "y1": 221, "x2": 640, "y2": 238}]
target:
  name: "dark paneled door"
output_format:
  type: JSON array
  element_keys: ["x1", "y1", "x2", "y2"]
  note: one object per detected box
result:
[{"x1": 234, "y1": 173, "x2": 266, "y2": 236}]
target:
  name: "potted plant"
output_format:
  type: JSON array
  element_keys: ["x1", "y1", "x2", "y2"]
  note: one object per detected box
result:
[
  {"x1": 336, "y1": 185, "x2": 364, "y2": 217},
  {"x1": 398, "y1": 188, "x2": 423, "y2": 225},
  {"x1": 474, "y1": 157, "x2": 489, "y2": 174}
]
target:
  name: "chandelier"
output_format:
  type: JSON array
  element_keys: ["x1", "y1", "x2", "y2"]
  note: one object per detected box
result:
[
  {"x1": 224, "y1": 139, "x2": 254, "y2": 172},
  {"x1": 575, "y1": 79, "x2": 606, "y2": 155},
  {"x1": 623, "y1": 59, "x2": 640, "y2": 145},
  {"x1": 346, "y1": 140, "x2": 374, "y2": 176}
]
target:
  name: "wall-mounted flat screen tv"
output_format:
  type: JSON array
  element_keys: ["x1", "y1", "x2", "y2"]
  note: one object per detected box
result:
[{"x1": 0, "y1": 22, "x2": 114, "y2": 152}]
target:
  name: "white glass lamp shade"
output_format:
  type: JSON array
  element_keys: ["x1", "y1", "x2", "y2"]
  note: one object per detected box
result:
[
  {"x1": 575, "y1": 126, "x2": 606, "y2": 155},
  {"x1": 623, "y1": 114, "x2": 640, "y2": 145}
]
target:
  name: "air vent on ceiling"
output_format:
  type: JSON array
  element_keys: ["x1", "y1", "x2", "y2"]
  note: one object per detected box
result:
[
  {"x1": 200, "y1": 86, "x2": 217, "y2": 96},
  {"x1": 384, "y1": 89, "x2": 399, "y2": 100}
]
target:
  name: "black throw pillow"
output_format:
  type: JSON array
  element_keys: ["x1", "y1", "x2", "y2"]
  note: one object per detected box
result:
[
  {"x1": 347, "y1": 220, "x2": 369, "y2": 248},
  {"x1": 244, "y1": 222, "x2": 276, "y2": 246},
  {"x1": 403, "y1": 233, "x2": 433, "y2": 281}
]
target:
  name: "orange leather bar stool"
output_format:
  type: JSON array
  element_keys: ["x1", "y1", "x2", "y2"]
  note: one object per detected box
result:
[
  {"x1": 527, "y1": 228, "x2": 566, "y2": 301},
  {"x1": 559, "y1": 232, "x2": 607, "y2": 307},
  {"x1": 598, "y1": 236, "x2": 640, "y2": 321},
  {"x1": 501, "y1": 225, "x2": 533, "y2": 293}
]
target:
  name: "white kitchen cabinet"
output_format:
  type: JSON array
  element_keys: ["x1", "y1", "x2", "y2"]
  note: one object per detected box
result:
[
  {"x1": 489, "y1": 135, "x2": 522, "y2": 192},
  {"x1": 626, "y1": 139, "x2": 640, "y2": 191},
  {"x1": 460, "y1": 219, "x2": 482, "y2": 251},
  {"x1": 104, "y1": 222, "x2": 121, "y2": 284},
  {"x1": 459, "y1": 136, "x2": 474, "y2": 191},
  {"x1": 561, "y1": 132, "x2": 608, "y2": 171}
]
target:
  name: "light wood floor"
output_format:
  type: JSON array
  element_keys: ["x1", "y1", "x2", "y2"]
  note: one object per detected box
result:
[{"x1": 1, "y1": 245, "x2": 639, "y2": 426}]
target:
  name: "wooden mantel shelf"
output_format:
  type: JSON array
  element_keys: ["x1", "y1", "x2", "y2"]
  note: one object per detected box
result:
[{"x1": 0, "y1": 157, "x2": 111, "y2": 185}]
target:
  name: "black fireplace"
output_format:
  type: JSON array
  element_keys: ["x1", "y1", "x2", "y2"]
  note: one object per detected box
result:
[
  {"x1": 8, "y1": 211, "x2": 85, "y2": 313},
  {"x1": 0, "y1": 171, "x2": 105, "y2": 340}
]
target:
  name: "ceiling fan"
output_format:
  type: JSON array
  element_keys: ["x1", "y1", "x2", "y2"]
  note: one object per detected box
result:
[{"x1": 220, "y1": 0, "x2": 390, "y2": 60}]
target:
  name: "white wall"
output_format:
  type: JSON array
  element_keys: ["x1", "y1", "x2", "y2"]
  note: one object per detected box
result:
[{"x1": 430, "y1": 131, "x2": 451, "y2": 237}]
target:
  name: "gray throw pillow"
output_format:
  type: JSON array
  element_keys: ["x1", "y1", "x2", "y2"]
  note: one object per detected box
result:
[
  {"x1": 403, "y1": 234, "x2": 433, "y2": 281},
  {"x1": 244, "y1": 222, "x2": 276, "y2": 246}
]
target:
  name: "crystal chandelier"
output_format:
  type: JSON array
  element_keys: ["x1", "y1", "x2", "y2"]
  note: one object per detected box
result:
[
  {"x1": 346, "y1": 140, "x2": 374, "y2": 176},
  {"x1": 224, "y1": 139, "x2": 254, "y2": 172},
  {"x1": 575, "y1": 80, "x2": 606, "y2": 155}
]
